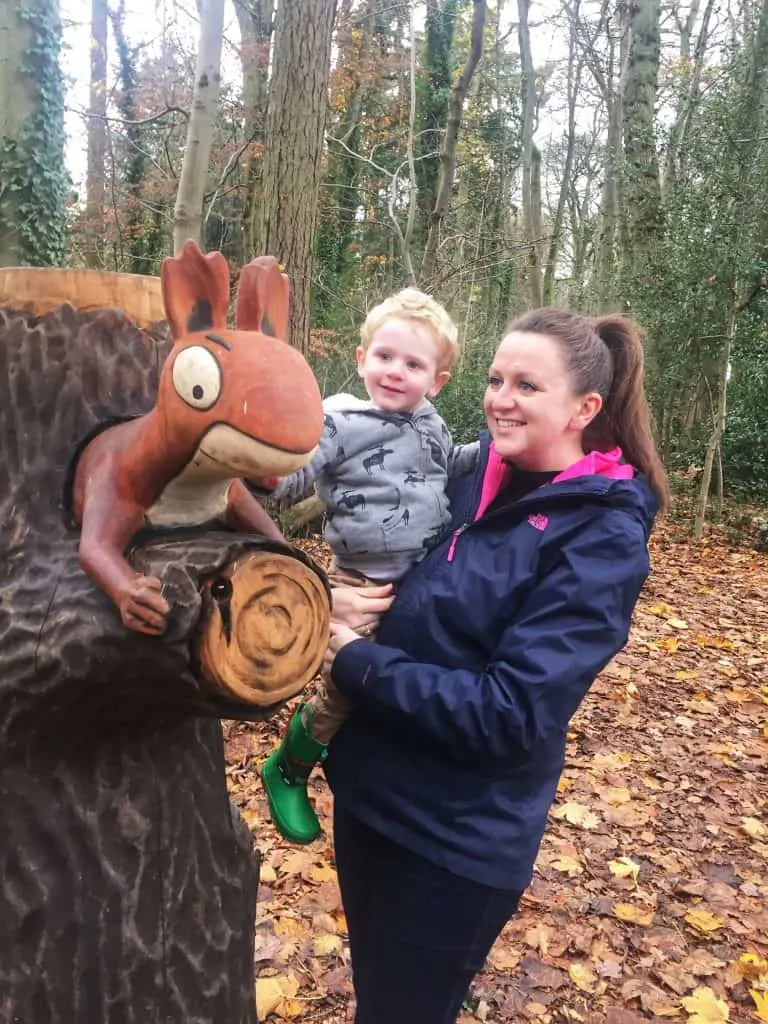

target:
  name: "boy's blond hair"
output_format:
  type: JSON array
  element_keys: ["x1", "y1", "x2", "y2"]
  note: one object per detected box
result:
[{"x1": 360, "y1": 288, "x2": 459, "y2": 371}]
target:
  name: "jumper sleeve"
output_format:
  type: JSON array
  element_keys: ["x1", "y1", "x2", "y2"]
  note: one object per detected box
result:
[
  {"x1": 269, "y1": 415, "x2": 343, "y2": 504},
  {"x1": 448, "y1": 441, "x2": 480, "y2": 478},
  {"x1": 331, "y1": 511, "x2": 649, "y2": 768}
]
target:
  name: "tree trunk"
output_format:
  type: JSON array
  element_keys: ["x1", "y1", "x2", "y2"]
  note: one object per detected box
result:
[
  {"x1": 0, "y1": 0, "x2": 67, "y2": 267},
  {"x1": 621, "y1": 0, "x2": 662, "y2": 288},
  {"x1": 420, "y1": 0, "x2": 486, "y2": 288},
  {"x1": 517, "y1": 0, "x2": 543, "y2": 307},
  {"x1": 234, "y1": 0, "x2": 272, "y2": 262},
  {"x1": 543, "y1": 33, "x2": 580, "y2": 305},
  {"x1": 255, "y1": 0, "x2": 337, "y2": 353},
  {"x1": 663, "y1": 0, "x2": 714, "y2": 189},
  {"x1": 85, "y1": 0, "x2": 108, "y2": 268},
  {"x1": 694, "y1": 300, "x2": 734, "y2": 538},
  {"x1": 172, "y1": 0, "x2": 226, "y2": 253}
]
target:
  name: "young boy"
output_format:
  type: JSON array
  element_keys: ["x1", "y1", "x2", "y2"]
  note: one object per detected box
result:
[{"x1": 261, "y1": 288, "x2": 477, "y2": 843}]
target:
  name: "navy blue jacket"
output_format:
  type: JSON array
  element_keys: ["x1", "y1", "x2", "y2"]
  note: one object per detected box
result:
[{"x1": 325, "y1": 433, "x2": 657, "y2": 890}]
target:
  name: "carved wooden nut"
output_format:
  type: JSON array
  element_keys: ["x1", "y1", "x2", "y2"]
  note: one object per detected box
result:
[{"x1": 196, "y1": 551, "x2": 330, "y2": 705}]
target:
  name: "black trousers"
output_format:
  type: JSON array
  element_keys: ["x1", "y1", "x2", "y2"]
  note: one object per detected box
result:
[{"x1": 333, "y1": 808, "x2": 522, "y2": 1024}]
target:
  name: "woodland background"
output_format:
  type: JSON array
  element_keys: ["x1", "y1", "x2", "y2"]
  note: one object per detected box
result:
[
  {"x1": 1, "y1": 2, "x2": 768, "y2": 1022},
  {"x1": 2, "y1": 0, "x2": 768, "y2": 534}
]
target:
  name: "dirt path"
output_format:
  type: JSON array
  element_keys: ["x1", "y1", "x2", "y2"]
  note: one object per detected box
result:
[{"x1": 224, "y1": 525, "x2": 768, "y2": 1023}]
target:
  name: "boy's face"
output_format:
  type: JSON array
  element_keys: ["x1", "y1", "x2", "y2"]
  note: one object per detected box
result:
[{"x1": 356, "y1": 317, "x2": 450, "y2": 414}]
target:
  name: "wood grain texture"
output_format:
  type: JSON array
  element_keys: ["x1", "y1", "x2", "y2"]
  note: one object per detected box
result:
[{"x1": 0, "y1": 301, "x2": 326, "y2": 1021}]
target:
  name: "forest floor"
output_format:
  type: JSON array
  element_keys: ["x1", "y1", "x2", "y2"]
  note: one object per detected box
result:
[{"x1": 224, "y1": 519, "x2": 768, "y2": 1024}]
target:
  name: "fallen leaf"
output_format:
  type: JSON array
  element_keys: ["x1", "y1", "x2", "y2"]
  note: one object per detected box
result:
[
  {"x1": 311, "y1": 862, "x2": 338, "y2": 883},
  {"x1": 551, "y1": 854, "x2": 583, "y2": 875},
  {"x1": 609, "y1": 855, "x2": 641, "y2": 882},
  {"x1": 750, "y1": 989, "x2": 768, "y2": 1023},
  {"x1": 685, "y1": 908, "x2": 724, "y2": 934},
  {"x1": 255, "y1": 974, "x2": 300, "y2": 1019},
  {"x1": 681, "y1": 985, "x2": 729, "y2": 1023},
  {"x1": 613, "y1": 902, "x2": 654, "y2": 926},
  {"x1": 551, "y1": 801, "x2": 601, "y2": 829},
  {"x1": 741, "y1": 816, "x2": 766, "y2": 838},
  {"x1": 569, "y1": 961, "x2": 598, "y2": 992},
  {"x1": 313, "y1": 932, "x2": 343, "y2": 956}
]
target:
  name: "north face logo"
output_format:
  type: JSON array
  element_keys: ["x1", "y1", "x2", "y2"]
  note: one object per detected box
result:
[{"x1": 528, "y1": 513, "x2": 549, "y2": 531}]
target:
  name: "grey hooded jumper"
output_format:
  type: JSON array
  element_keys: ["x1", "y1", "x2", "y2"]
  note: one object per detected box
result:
[{"x1": 272, "y1": 395, "x2": 479, "y2": 580}]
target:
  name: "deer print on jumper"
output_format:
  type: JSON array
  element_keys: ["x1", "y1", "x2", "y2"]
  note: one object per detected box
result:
[{"x1": 268, "y1": 394, "x2": 478, "y2": 580}]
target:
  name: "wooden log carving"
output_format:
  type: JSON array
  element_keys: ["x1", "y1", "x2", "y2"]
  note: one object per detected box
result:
[
  {"x1": 197, "y1": 550, "x2": 331, "y2": 705},
  {"x1": 0, "y1": 264, "x2": 327, "y2": 1022}
]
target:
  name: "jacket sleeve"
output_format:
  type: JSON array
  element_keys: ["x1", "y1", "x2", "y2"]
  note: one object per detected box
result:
[
  {"x1": 270, "y1": 417, "x2": 341, "y2": 504},
  {"x1": 448, "y1": 441, "x2": 480, "y2": 478},
  {"x1": 331, "y1": 511, "x2": 649, "y2": 768}
]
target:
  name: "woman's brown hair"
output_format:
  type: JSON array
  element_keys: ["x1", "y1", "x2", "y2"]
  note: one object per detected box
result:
[{"x1": 507, "y1": 308, "x2": 670, "y2": 511}]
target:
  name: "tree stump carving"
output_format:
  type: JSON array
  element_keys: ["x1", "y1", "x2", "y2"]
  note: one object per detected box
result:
[{"x1": 0, "y1": 282, "x2": 328, "y2": 1021}]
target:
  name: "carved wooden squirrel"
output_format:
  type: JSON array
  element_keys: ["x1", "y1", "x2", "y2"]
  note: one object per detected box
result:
[{"x1": 71, "y1": 241, "x2": 323, "y2": 635}]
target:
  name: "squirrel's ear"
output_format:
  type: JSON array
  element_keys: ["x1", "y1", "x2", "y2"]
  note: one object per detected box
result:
[
  {"x1": 235, "y1": 255, "x2": 290, "y2": 340},
  {"x1": 161, "y1": 241, "x2": 230, "y2": 338}
]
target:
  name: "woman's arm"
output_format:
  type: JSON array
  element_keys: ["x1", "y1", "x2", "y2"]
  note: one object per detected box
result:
[{"x1": 329, "y1": 511, "x2": 649, "y2": 768}]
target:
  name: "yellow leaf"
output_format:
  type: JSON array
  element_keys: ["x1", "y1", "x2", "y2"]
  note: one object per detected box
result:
[
  {"x1": 613, "y1": 902, "x2": 654, "y2": 926},
  {"x1": 557, "y1": 776, "x2": 574, "y2": 794},
  {"x1": 603, "y1": 786, "x2": 632, "y2": 805},
  {"x1": 685, "y1": 909, "x2": 724, "y2": 934},
  {"x1": 649, "y1": 602, "x2": 672, "y2": 616},
  {"x1": 750, "y1": 989, "x2": 768, "y2": 1022},
  {"x1": 609, "y1": 856, "x2": 641, "y2": 882},
  {"x1": 311, "y1": 863, "x2": 338, "y2": 883},
  {"x1": 667, "y1": 618, "x2": 689, "y2": 629},
  {"x1": 255, "y1": 975, "x2": 300, "y2": 1020},
  {"x1": 676, "y1": 670, "x2": 699, "y2": 680},
  {"x1": 551, "y1": 801, "x2": 601, "y2": 829},
  {"x1": 551, "y1": 855, "x2": 583, "y2": 875},
  {"x1": 260, "y1": 861, "x2": 277, "y2": 883},
  {"x1": 658, "y1": 637, "x2": 680, "y2": 652},
  {"x1": 569, "y1": 962, "x2": 598, "y2": 992},
  {"x1": 741, "y1": 816, "x2": 766, "y2": 838},
  {"x1": 681, "y1": 985, "x2": 729, "y2": 1023},
  {"x1": 277, "y1": 998, "x2": 305, "y2": 1019},
  {"x1": 313, "y1": 932, "x2": 343, "y2": 956}
]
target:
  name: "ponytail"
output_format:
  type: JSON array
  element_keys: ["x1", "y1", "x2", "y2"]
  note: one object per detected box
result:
[
  {"x1": 507, "y1": 307, "x2": 670, "y2": 512},
  {"x1": 593, "y1": 316, "x2": 670, "y2": 512}
]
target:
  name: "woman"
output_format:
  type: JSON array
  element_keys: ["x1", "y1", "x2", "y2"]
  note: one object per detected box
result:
[{"x1": 320, "y1": 309, "x2": 669, "y2": 1024}]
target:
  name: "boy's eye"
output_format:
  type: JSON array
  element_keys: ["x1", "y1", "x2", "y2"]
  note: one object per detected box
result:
[{"x1": 407, "y1": 361, "x2": 423, "y2": 370}]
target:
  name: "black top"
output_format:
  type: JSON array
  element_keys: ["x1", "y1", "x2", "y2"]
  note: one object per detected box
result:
[{"x1": 486, "y1": 467, "x2": 558, "y2": 516}]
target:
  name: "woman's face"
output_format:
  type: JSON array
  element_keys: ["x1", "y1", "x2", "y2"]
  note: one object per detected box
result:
[{"x1": 484, "y1": 331, "x2": 601, "y2": 471}]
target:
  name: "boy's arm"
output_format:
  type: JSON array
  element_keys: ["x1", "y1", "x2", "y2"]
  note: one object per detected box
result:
[
  {"x1": 267, "y1": 415, "x2": 341, "y2": 504},
  {"x1": 448, "y1": 440, "x2": 480, "y2": 478}
]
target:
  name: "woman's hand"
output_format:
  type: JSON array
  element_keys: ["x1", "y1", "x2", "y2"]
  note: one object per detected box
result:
[
  {"x1": 323, "y1": 623, "x2": 364, "y2": 677},
  {"x1": 330, "y1": 583, "x2": 394, "y2": 634}
]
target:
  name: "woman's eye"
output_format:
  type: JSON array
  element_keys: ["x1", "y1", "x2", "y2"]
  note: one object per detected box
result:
[
  {"x1": 519, "y1": 381, "x2": 536, "y2": 393},
  {"x1": 487, "y1": 375, "x2": 502, "y2": 388},
  {"x1": 172, "y1": 345, "x2": 222, "y2": 410}
]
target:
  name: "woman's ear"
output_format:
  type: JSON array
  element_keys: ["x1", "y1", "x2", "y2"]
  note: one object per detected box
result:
[{"x1": 571, "y1": 392, "x2": 603, "y2": 430}]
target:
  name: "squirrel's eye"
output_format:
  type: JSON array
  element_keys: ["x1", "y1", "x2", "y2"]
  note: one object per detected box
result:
[{"x1": 172, "y1": 345, "x2": 222, "y2": 410}]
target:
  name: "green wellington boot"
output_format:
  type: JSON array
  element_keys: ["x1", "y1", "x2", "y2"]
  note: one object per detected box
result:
[{"x1": 261, "y1": 704, "x2": 328, "y2": 844}]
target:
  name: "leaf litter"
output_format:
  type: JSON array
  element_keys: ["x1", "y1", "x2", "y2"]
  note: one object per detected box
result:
[{"x1": 224, "y1": 524, "x2": 768, "y2": 1022}]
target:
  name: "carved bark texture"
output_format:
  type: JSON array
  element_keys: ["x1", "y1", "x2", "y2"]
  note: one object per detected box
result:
[
  {"x1": 256, "y1": 0, "x2": 337, "y2": 352},
  {"x1": 0, "y1": 302, "x2": 301, "y2": 1021}
]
